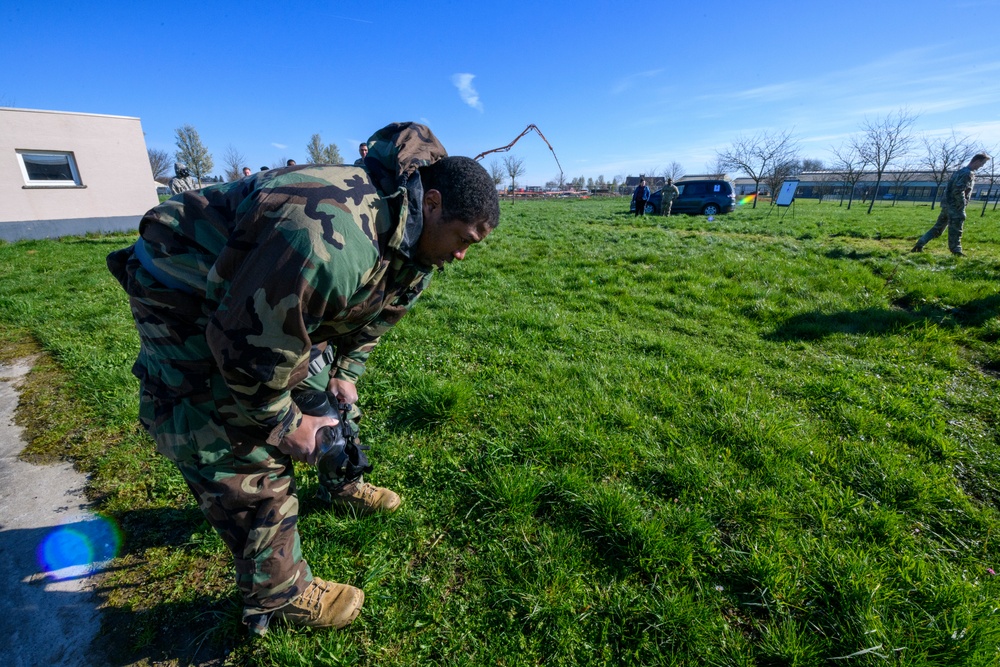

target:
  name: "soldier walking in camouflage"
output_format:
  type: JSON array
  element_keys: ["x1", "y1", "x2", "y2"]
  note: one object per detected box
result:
[
  {"x1": 661, "y1": 178, "x2": 679, "y2": 216},
  {"x1": 107, "y1": 123, "x2": 500, "y2": 634},
  {"x1": 912, "y1": 152, "x2": 991, "y2": 256}
]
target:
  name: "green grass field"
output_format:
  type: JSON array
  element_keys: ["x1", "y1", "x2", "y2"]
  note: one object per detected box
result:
[{"x1": 1, "y1": 197, "x2": 999, "y2": 666}]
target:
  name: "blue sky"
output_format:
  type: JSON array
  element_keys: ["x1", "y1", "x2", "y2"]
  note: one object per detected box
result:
[{"x1": 3, "y1": 0, "x2": 999, "y2": 186}]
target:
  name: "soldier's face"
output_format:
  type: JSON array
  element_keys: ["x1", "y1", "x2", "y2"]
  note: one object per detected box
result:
[
  {"x1": 970, "y1": 156, "x2": 990, "y2": 171},
  {"x1": 416, "y1": 190, "x2": 491, "y2": 269}
]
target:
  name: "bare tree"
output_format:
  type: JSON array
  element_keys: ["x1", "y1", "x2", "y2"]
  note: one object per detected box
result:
[
  {"x1": 503, "y1": 155, "x2": 525, "y2": 192},
  {"x1": 831, "y1": 142, "x2": 869, "y2": 209},
  {"x1": 717, "y1": 129, "x2": 798, "y2": 208},
  {"x1": 922, "y1": 132, "x2": 974, "y2": 210},
  {"x1": 662, "y1": 161, "x2": 684, "y2": 181},
  {"x1": 802, "y1": 158, "x2": 824, "y2": 171},
  {"x1": 852, "y1": 110, "x2": 917, "y2": 214},
  {"x1": 306, "y1": 134, "x2": 342, "y2": 164},
  {"x1": 147, "y1": 148, "x2": 170, "y2": 180},
  {"x1": 889, "y1": 161, "x2": 920, "y2": 206},
  {"x1": 174, "y1": 125, "x2": 214, "y2": 186},
  {"x1": 221, "y1": 144, "x2": 248, "y2": 181},
  {"x1": 705, "y1": 156, "x2": 729, "y2": 179},
  {"x1": 487, "y1": 159, "x2": 505, "y2": 188}
]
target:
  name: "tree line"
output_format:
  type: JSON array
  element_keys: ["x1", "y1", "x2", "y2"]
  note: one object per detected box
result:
[
  {"x1": 148, "y1": 126, "x2": 345, "y2": 184},
  {"x1": 716, "y1": 109, "x2": 997, "y2": 214}
]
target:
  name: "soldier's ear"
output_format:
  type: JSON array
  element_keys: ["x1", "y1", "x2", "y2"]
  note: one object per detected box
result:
[{"x1": 423, "y1": 189, "x2": 442, "y2": 213}]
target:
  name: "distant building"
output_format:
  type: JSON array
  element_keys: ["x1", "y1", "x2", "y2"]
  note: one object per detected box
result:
[
  {"x1": 733, "y1": 178, "x2": 769, "y2": 196},
  {"x1": 0, "y1": 107, "x2": 158, "y2": 241},
  {"x1": 795, "y1": 169, "x2": 952, "y2": 202},
  {"x1": 724, "y1": 169, "x2": 999, "y2": 202}
]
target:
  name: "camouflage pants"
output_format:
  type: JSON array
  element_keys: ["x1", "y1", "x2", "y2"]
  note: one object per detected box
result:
[
  {"x1": 120, "y1": 249, "x2": 312, "y2": 617},
  {"x1": 661, "y1": 199, "x2": 675, "y2": 216},
  {"x1": 917, "y1": 204, "x2": 966, "y2": 252},
  {"x1": 145, "y1": 392, "x2": 313, "y2": 618}
]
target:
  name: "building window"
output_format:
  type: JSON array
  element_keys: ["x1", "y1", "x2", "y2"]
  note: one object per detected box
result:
[{"x1": 16, "y1": 150, "x2": 82, "y2": 186}]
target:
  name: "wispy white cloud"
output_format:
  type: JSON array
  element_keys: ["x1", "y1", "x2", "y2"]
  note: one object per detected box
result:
[
  {"x1": 329, "y1": 14, "x2": 373, "y2": 24},
  {"x1": 611, "y1": 69, "x2": 663, "y2": 95},
  {"x1": 272, "y1": 142, "x2": 287, "y2": 149},
  {"x1": 452, "y1": 73, "x2": 484, "y2": 112},
  {"x1": 728, "y1": 83, "x2": 800, "y2": 102}
]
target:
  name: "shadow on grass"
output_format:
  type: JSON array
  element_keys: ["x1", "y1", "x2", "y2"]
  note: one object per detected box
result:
[
  {"x1": 96, "y1": 593, "x2": 242, "y2": 667},
  {"x1": 768, "y1": 294, "x2": 1000, "y2": 341},
  {"x1": 113, "y1": 505, "x2": 205, "y2": 550},
  {"x1": 96, "y1": 507, "x2": 244, "y2": 666},
  {"x1": 824, "y1": 248, "x2": 885, "y2": 261}
]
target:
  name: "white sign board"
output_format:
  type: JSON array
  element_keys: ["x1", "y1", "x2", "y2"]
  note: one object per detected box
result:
[{"x1": 776, "y1": 180, "x2": 799, "y2": 207}]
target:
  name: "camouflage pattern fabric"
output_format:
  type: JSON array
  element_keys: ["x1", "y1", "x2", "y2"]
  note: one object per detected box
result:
[
  {"x1": 916, "y1": 166, "x2": 975, "y2": 252},
  {"x1": 661, "y1": 184, "x2": 679, "y2": 216},
  {"x1": 107, "y1": 123, "x2": 446, "y2": 614},
  {"x1": 172, "y1": 397, "x2": 312, "y2": 616}
]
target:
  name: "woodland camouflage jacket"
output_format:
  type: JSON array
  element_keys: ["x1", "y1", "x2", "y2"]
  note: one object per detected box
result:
[
  {"x1": 943, "y1": 166, "x2": 975, "y2": 210},
  {"x1": 109, "y1": 123, "x2": 447, "y2": 446}
]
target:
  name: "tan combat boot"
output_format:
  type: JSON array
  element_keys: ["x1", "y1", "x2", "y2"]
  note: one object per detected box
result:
[
  {"x1": 273, "y1": 577, "x2": 364, "y2": 630},
  {"x1": 326, "y1": 477, "x2": 401, "y2": 516}
]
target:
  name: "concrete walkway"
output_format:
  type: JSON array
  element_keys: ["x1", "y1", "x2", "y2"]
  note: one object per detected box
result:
[{"x1": 0, "y1": 359, "x2": 104, "y2": 667}]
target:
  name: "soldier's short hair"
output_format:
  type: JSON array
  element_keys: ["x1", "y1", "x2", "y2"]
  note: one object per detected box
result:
[
  {"x1": 972, "y1": 152, "x2": 991, "y2": 162},
  {"x1": 419, "y1": 156, "x2": 501, "y2": 229}
]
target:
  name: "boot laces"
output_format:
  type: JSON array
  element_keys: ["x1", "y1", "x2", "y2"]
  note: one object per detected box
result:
[{"x1": 298, "y1": 579, "x2": 331, "y2": 608}]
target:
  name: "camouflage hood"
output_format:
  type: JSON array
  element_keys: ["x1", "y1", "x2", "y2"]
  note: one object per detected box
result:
[{"x1": 362, "y1": 122, "x2": 448, "y2": 259}]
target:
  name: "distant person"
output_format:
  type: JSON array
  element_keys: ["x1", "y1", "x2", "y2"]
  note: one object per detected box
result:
[
  {"x1": 287, "y1": 159, "x2": 296, "y2": 166},
  {"x1": 632, "y1": 179, "x2": 650, "y2": 217},
  {"x1": 912, "y1": 152, "x2": 991, "y2": 256},
  {"x1": 169, "y1": 163, "x2": 198, "y2": 195},
  {"x1": 355, "y1": 143, "x2": 368, "y2": 167},
  {"x1": 661, "y1": 178, "x2": 680, "y2": 216},
  {"x1": 242, "y1": 167, "x2": 252, "y2": 177}
]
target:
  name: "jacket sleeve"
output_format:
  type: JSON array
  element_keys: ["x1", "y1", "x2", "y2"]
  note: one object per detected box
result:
[
  {"x1": 332, "y1": 271, "x2": 433, "y2": 382},
  {"x1": 204, "y1": 204, "x2": 378, "y2": 445}
]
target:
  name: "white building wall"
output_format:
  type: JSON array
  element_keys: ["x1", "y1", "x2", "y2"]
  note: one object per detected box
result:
[{"x1": 0, "y1": 107, "x2": 158, "y2": 240}]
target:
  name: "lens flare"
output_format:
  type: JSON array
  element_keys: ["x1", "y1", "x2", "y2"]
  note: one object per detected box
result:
[
  {"x1": 737, "y1": 194, "x2": 756, "y2": 206},
  {"x1": 37, "y1": 515, "x2": 121, "y2": 580}
]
